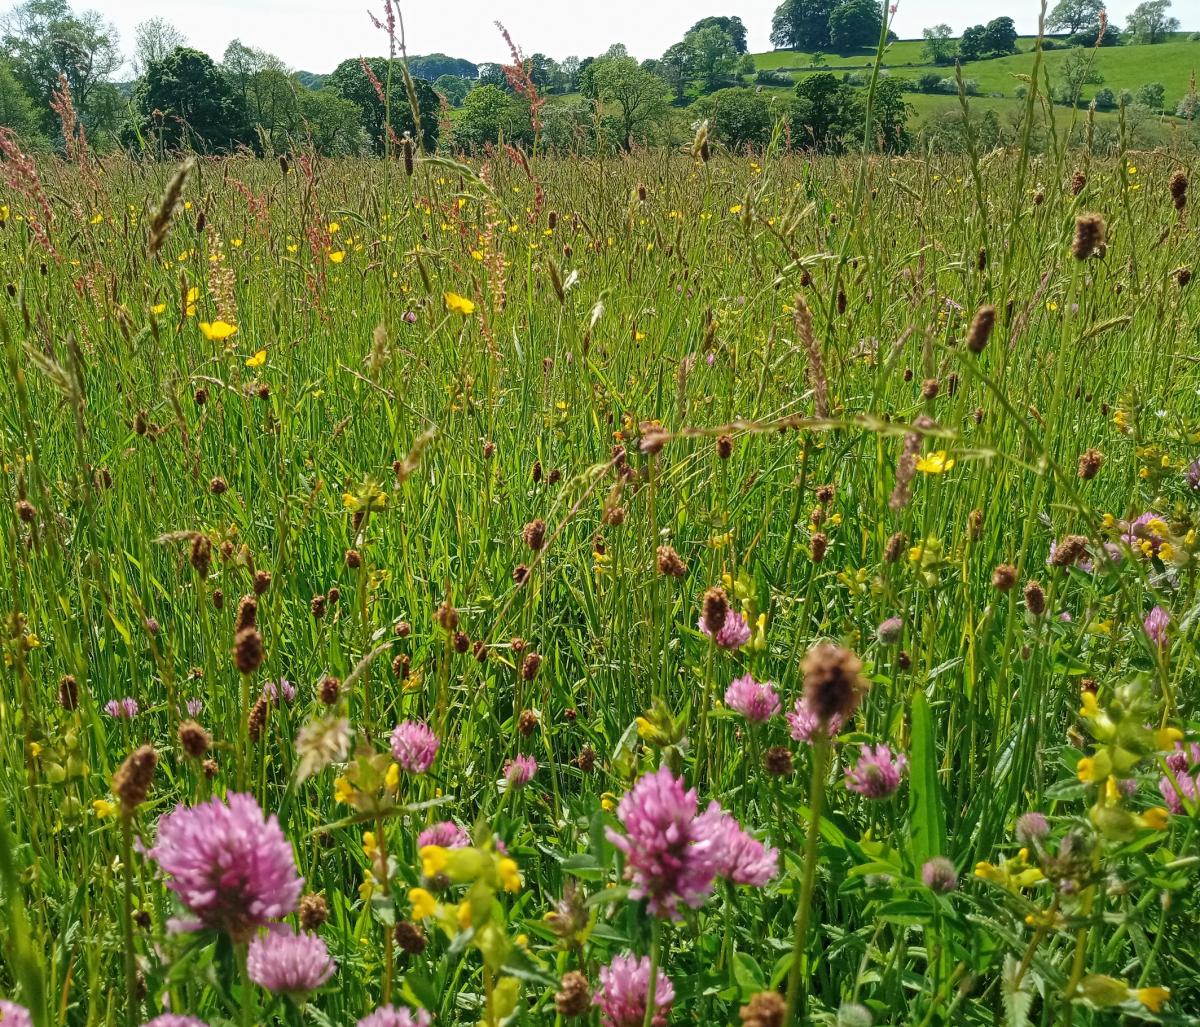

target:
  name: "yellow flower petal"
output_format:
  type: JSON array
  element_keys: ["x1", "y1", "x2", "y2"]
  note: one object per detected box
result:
[
  {"x1": 915, "y1": 451, "x2": 955, "y2": 474},
  {"x1": 199, "y1": 320, "x2": 238, "y2": 342},
  {"x1": 1134, "y1": 987, "x2": 1169, "y2": 1012},
  {"x1": 408, "y1": 887, "x2": 436, "y2": 919},
  {"x1": 245, "y1": 349, "x2": 267, "y2": 367},
  {"x1": 444, "y1": 291, "x2": 475, "y2": 316}
]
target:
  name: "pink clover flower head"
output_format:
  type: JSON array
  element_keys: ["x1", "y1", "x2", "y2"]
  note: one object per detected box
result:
[
  {"x1": 246, "y1": 926, "x2": 335, "y2": 996},
  {"x1": 1143, "y1": 606, "x2": 1169, "y2": 647},
  {"x1": 845, "y1": 743, "x2": 908, "y2": 799},
  {"x1": 502, "y1": 754, "x2": 537, "y2": 788},
  {"x1": 417, "y1": 821, "x2": 469, "y2": 849},
  {"x1": 390, "y1": 720, "x2": 440, "y2": 774},
  {"x1": 594, "y1": 953, "x2": 674, "y2": 1027},
  {"x1": 358, "y1": 1006, "x2": 431, "y2": 1027},
  {"x1": 0, "y1": 1002, "x2": 33, "y2": 1027},
  {"x1": 699, "y1": 609, "x2": 751, "y2": 650},
  {"x1": 723, "y1": 674, "x2": 780, "y2": 723},
  {"x1": 786, "y1": 695, "x2": 844, "y2": 744},
  {"x1": 106, "y1": 697, "x2": 140, "y2": 719},
  {"x1": 148, "y1": 792, "x2": 303, "y2": 941}
]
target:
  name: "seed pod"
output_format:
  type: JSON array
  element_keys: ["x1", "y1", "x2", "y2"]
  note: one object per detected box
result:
[{"x1": 965, "y1": 304, "x2": 995, "y2": 354}]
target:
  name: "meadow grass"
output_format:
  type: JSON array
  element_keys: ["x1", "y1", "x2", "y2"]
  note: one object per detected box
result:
[{"x1": 0, "y1": 137, "x2": 1198, "y2": 1027}]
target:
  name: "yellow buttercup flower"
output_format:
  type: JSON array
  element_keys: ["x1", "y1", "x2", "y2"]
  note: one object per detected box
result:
[
  {"x1": 1155, "y1": 727, "x2": 1183, "y2": 750},
  {"x1": 1137, "y1": 807, "x2": 1170, "y2": 830},
  {"x1": 497, "y1": 857, "x2": 521, "y2": 893},
  {"x1": 408, "y1": 887, "x2": 436, "y2": 919},
  {"x1": 245, "y1": 349, "x2": 267, "y2": 367},
  {"x1": 199, "y1": 320, "x2": 237, "y2": 341},
  {"x1": 184, "y1": 287, "x2": 199, "y2": 316},
  {"x1": 420, "y1": 844, "x2": 450, "y2": 878},
  {"x1": 915, "y1": 451, "x2": 955, "y2": 474},
  {"x1": 444, "y1": 291, "x2": 475, "y2": 316},
  {"x1": 1134, "y1": 987, "x2": 1169, "y2": 1012},
  {"x1": 92, "y1": 799, "x2": 115, "y2": 818},
  {"x1": 334, "y1": 776, "x2": 354, "y2": 804},
  {"x1": 328, "y1": 250, "x2": 346, "y2": 264},
  {"x1": 150, "y1": 303, "x2": 166, "y2": 315}
]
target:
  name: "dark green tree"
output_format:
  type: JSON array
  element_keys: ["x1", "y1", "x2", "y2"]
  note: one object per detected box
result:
[
  {"x1": 433, "y1": 74, "x2": 470, "y2": 107},
  {"x1": 2, "y1": 0, "x2": 121, "y2": 135},
  {"x1": 921, "y1": 24, "x2": 956, "y2": 64},
  {"x1": 297, "y1": 88, "x2": 365, "y2": 154},
  {"x1": 406, "y1": 54, "x2": 477, "y2": 80},
  {"x1": 828, "y1": 0, "x2": 883, "y2": 50},
  {"x1": 1047, "y1": 0, "x2": 1105, "y2": 34},
  {"x1": 790, "y1": 71, "x2": 863, "y2": 150},
  {"x1": 1125, "y1": 0, "x2": 1178, "y2": 43},
  {"x1": 327, "y1": 57, "x2": 439, "y2": 152},
  {"x1": 590, "y1": 54, "x2": 669, "y2": 151},
  {"x1": 688, "y1": 16, "x2": 749, "y2": 53},
  {"x1": 981, "y1": 17, "x2": 1019, "y2": 55},
  {"x1": 770, "y1": 0, "x2": 838, "y2": 50},
  {"x1": 684, "y1": 24, "x2": 740, "y2": 93},
  {"x1": 454, "y1": 83, "x2": 531, "y2": 149},
  {"x1": 958, "y1": 24, "x2": 988, "y2": 60},
  {"x1": 702, "y1": 86, "x2": 777, "y2": 150},
  {"x1": 868, "y1": 78, "x2": 911, "y2": 151},
  {"x1": 130, "y1": 46, "x2": 249, "y2": 152},
  {"x1": 0, "y1": 55, "x2": 44, "y2": 140},
  {"x1": 658, "y1": 42, "x2": 695, "y2": 102}
]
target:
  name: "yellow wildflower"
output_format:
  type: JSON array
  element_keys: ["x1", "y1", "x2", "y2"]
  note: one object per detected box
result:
[
  {"x1": 420, "y1": 844, "x2": 450, "y2": 878},
  {"x1": 497, "y1": 857, "x2": 521, "y2": 893},
  {"x1": 1134, "y1": 987, "x2": 1169, "y2": 1012},
  {"x1": 915, "y1": 451, "x2": 955, "y2": 474},
  {"x1": 444, "y1": 291, "x2": 475, "y2": 316},
  {"x1": 245, "y1": 349, "x2": 267, "y2": 367},
  {"x1": 409, "y1": 887, "x2": 436, "y2": 918},
  {"x1": 199, "y1": 320, "x2": 237, "y2": 341},
  {"x1": 92, "y1": 799, "x2": 115, "y2": 818}
]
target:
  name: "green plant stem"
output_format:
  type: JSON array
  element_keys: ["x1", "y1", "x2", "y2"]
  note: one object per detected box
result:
[{"x1": 784, "y1": 736, "x2": 829, "y2": 1023}]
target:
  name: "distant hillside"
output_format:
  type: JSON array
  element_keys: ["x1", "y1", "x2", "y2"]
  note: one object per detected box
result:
[
  {"x1": 295, "y1": 71, "x2": 327, "y2": 91},
  {"x1": 754, "y1": 33, "x2": 1198, "y2": 109}
]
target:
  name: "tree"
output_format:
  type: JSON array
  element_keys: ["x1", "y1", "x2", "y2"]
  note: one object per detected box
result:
[
  {"x1": 1047, "y1": 0, "x2": 1104, "y2": 34},
  {"x1": 771, "y1": 0, "x2": 838, "y2": 51},
  {"x1": 688, "y1": 15, "x2": 749, "y2": 53},
  {"x1": 982, "y1": 17, "x2": 1019, "y2": 55},
  {"x1": 958, "y1": 25, "x2": 987, "y2": 61},
  {"x1": 921, "y1": 25, "x2": 956, "y2": 64},
  {"x1": 559, "y1": 56, "x2": 582, "y2": 92},
  {"x1": 1134, "y1": 81, "x2": 1166, "y2": 109},
  {"x1": 222, "y1": 40, "x2": 299, "y2": 152},
  {"x1": 297, "y1": 88, "x2": 364, "y2": 154},
  {"x1": 130, "y1": 46, "x2": 248, "y2": 152},
  {"x1": 684, "y1": 24, "x2": 739, "y2": 93},
  {"x1": 527, "y1": 54, "x2": 557, "y2": 91},
  {"x1": 0, "y1": 55, "x2": 43, "y2": 139},
  {"x1": 327, "y1": 57, "x2": 439, "y2": 153},
  {"x1": 455, "y1": 84, "x2": 531, "y2": 149},
  {"x1": 539, "y1": 97, "x2": 595, "y2": 152},
  {"x1": 828, "y1": 0, "x2": 883, "y2": 51},
  {"x1": 1125, "y1": 0, "x2": 1178, "y2": 43},
  {"x1": 870, "y1": 78, "x2": 911, "y2": 152},
  {"x1": 132, "y1": 17, "x2": 184, "y2": 76},
  {"x1": 658, "y1": 41, "x2": 695, "y2": 102},
  {"x1": 2, "y1": 0, "x2": 121, "y2": 134},
  {"x1": 406, "y1": 54, "x2": 477, "y2": 80},
  {"x1": 590, "y1": 54, "x2": 669, "y2": 151},
  {"x1": 1092, "y1": 86, "x2": 1115, "y2": 108},
  {"x1": 433, "y1": 74, "x2": 470, "y2": 107},
  {"x1": 790, "y1": 71, "x2": 863, "y2": 150},
  {"x1": 1056, "y1": 47, "x2": 1103, "y2": 104},
  {"x1": 702, "y1": 87, "x2": 776, "y2": 150},
  {"x1": 476, "y1": 63, "x2": 510, "y2": 90}
]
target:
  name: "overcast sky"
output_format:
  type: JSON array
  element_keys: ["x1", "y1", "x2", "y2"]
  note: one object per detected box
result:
[{"x1": 18, "y1": 0, "x2": 1175, "y2": 76}]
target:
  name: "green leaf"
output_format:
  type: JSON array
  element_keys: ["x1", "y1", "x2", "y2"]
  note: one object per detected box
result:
[
  {"x1": 731, "y1": 951, "x2": 766, "y2": 998},
  {"x1": 909, "y1": 690, "x2": 945, "y2": 865}
]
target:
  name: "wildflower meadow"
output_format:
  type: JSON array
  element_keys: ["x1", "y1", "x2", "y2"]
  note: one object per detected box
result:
[{"x1": 0, "y1": 15, "x2": 1199, "y2": 1027}]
